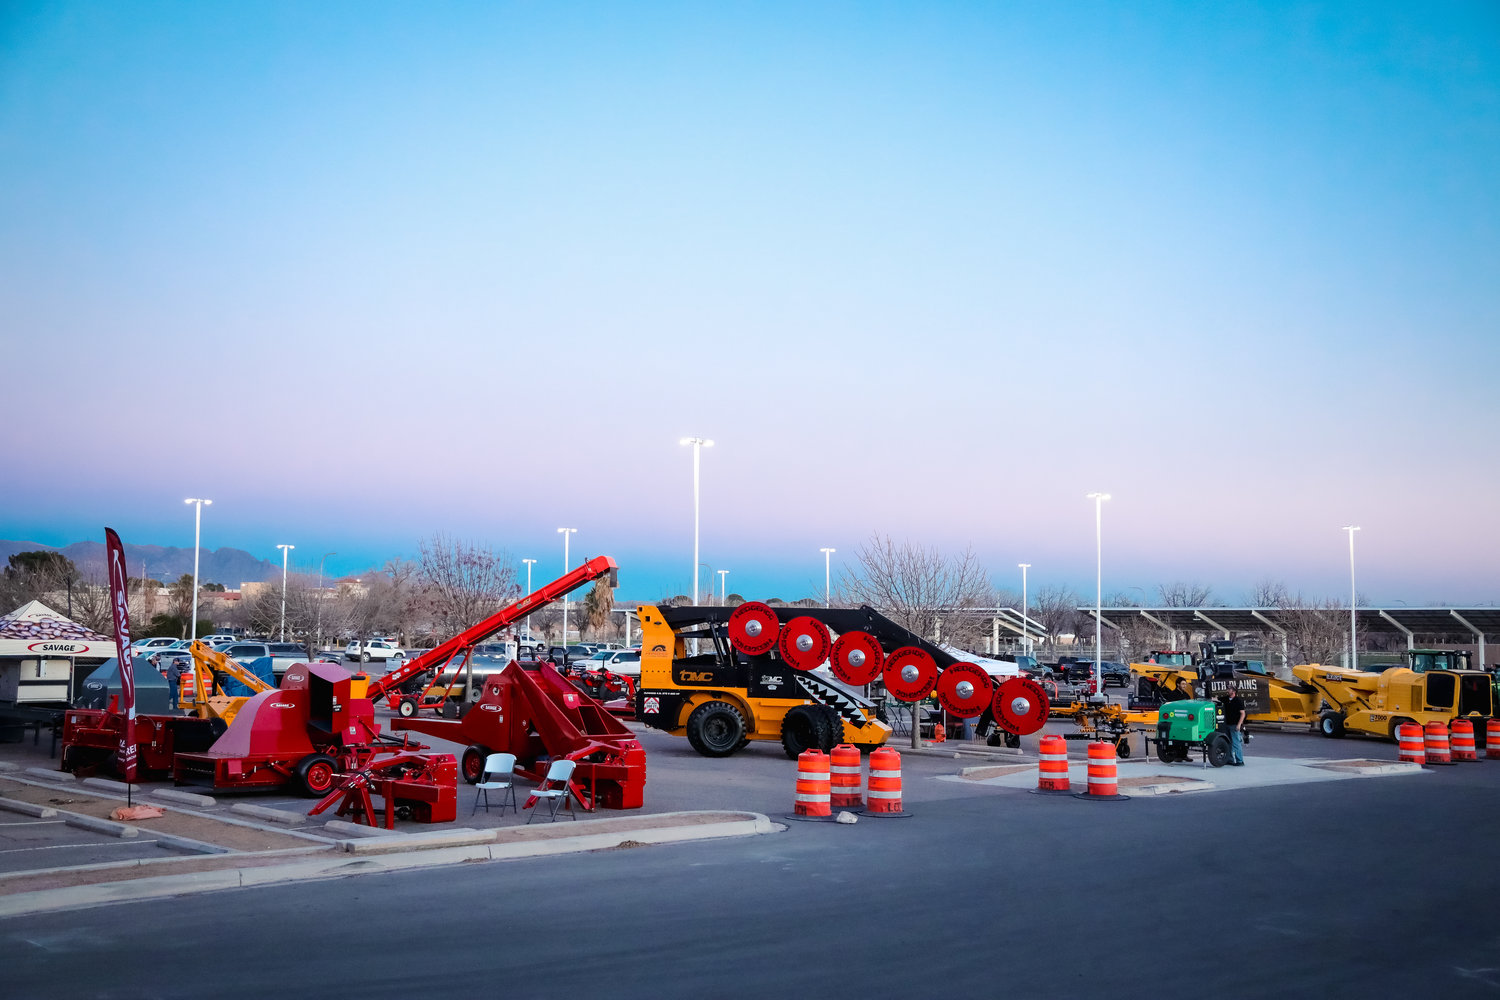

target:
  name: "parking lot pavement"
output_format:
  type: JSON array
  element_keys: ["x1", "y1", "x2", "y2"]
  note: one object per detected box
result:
[{"x1": 0, "y1": 816, "x2": 170, "y2": 874}]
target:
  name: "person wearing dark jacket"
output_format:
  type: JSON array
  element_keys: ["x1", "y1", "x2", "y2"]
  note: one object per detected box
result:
[{"x1": 1220, "y1": 682, "x2": 1246, "y2": 765}]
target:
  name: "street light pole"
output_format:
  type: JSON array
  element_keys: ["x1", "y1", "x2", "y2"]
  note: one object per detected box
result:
[
  {"x1": 316, "y1": 551, "x2": 335, "y2": 651},
  {"x1": 522, "y1": 558, "x2": 537, "y2": 644},
  {"x1": 276, "y1": 543, "x2": 294, "y2": 641},
  {"x1": 1086, "y1": 493, "x2": 1110, "y2": 697},
  {"x1": 718, "y1": 569, "x2": 729, "y2": 605},
  {"x1": 1343, "y1": 525, "x2": 1360, "y2": 669},
  {"x1": 557, "y1": 529, "x2": 576, "y2": 644},
  {"x1": 1018, "y1": 563, "x2": 1031, "y2": 657},
  {"x1": 679, "y1": 437, "x2": 713, "y2": 606},
  {"x1": 820, "y1": 548, "x2": 836, "y2": 608},
  {"x1": 183, "y1": 498, "x2": 212, "y2": 641}
]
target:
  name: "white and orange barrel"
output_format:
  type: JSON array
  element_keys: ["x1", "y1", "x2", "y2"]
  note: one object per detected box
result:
[
  {"x1": 794, "y1": 749, "x2": 831, "y2": 818},
  {"x1": 1424, "y1": 721, "x2": 1453, "y2": 765},
  {"x1": 1086, "y1": 741, "x2": 1118, "y2": 796},
  {"x1": 1488, "y1": 719, "x2": 1500, "y2": 760},
  {"x1": 1451, "y1": 719, "x2": 1477, "y2": 761},
  {"x1": 1396, "y1": 723, "x2": 1425, "y2": 765},
  {"x1": 866, "y1": 747, "x2": 904, "y2": 814},
  {"x1": 829, "y1": 744, "x2": 863, "y2": 809},
  {"x1": 1037, "y1": 735, "x2": 1071, "y2": 792}
]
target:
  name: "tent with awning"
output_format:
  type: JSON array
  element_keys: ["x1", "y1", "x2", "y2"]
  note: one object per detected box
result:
[{"x1": 0, "y1": 600, "x2": 118, "y2": 658}]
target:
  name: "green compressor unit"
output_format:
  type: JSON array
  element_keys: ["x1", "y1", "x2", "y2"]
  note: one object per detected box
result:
[{"x1": 1151, "y1": 699, "x2": 1231, "y2": 767}]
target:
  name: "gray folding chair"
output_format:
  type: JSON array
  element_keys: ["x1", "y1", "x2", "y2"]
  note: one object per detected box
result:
[
  {"x1": 472, "y1": 752, "x2": 518, "y2": 816},
  {"x1": 525, "y1": 758, "x2": 578, "y2": 823}
]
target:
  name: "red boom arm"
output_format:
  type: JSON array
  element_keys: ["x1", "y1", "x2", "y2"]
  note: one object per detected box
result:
[{"x1": 367, "y1": 555, "x2": 619, "y2": 701}]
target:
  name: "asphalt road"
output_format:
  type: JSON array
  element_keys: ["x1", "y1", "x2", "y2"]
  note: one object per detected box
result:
[{"x1": 7, "y1": 756, "x2": 1499, "y2": 998}]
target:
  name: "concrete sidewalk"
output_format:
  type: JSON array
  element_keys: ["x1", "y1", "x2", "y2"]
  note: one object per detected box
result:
[{"x1": 940, "y1": 756, "x2": 1427, "y2": 795}]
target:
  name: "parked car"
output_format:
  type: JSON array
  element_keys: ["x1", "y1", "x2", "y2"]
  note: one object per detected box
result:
[
  {"x1": 575, "y1": 649, "x2": 642, "y2": 676},
  {"x1": 345, "y1": 638, "x2": 406, "y2": 663},
  {"x1": 267, "y1": 642, "x2": 308, "y2": 657},
  {"x1": 200, "y1": 634, "x2": 238, "y2": 645},
  {"x1": 129, "y1": 637, "x2": 180, "y2": 656}
]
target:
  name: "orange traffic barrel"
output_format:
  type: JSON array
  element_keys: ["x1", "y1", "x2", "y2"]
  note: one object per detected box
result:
[
  {"x1": 1488, "y1": 719, "x2": 1500, "y2": 760},
  {"x1": 1424, "y1": 721, "x2": 1453, "y2": 765},
  {"x1": 829, "y1": 744, "x2": 863, "y2": 809},
  {"x1": 1034, "y1": 735, "x2": 1071, "y2": 794},
  {"x1": 1396, "y1": 723, "x2": 1425, "y2": 765},
  {"x1": 1075, "y1": 741, "x2": 1128, "y2": 800},
  {"x1": 1451, "y1": 719, "x2": 1477, "y2": 761},
  {"x1": 863, "y1": 747, "x2": 909, "y2": 816},
  {"x1": 792, "y1": 749, "x2": 831, "y2": 818}
]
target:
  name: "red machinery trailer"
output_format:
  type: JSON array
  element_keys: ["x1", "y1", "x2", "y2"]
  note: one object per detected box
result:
[
  {"x1": 393, "y1": 659, "x2": 646, "y2": 811},
  {"x1": 61, "y1": 709, "x2": 224, "y2": 778},
  {"x1": 368, "y1": 556, "x2": 620, "y2": 718},
  {"x1": 173, "y1": 661, "x2": 429, "y2": 796}
]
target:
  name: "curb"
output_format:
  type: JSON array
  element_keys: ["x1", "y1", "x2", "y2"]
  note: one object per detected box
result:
[
  {"x1": 0, "y1": 796, "x2": 58, "y2": 818},
  {"x1": 151, "y1": 788, "x2": 217, "y2": 808},
  {"x1": 0, "y1": 811, "x2": 781, "y2": 918},
  {"x1": 229, "y1": 803, "x2": 305, "y2": 825},
  {"x1": 24, "y1": 767, "x2": 75, "y2": 783},
  {"x1": 60, "y1": 811, "x2": 140, "y2": 838}
]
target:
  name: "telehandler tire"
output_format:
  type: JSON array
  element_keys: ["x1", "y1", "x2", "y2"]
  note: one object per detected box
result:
[
  {"x1": 781, "y1": 705, "x2": 832, "y2": 759},
  {"x1": 1205, "y1": 733, "x2": 1231, "y2": 768},
  {"x1": 1319, "y1": 712, "x2": 1346, "y2": 738},
  {"x1": 816, "y1": 705, "x2": 844, "y2": 750},
  {"x1": 687, "y1": 701, "x2": 746, "y2": 758}
]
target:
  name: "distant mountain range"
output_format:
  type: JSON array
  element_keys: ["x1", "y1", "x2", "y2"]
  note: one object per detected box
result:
[{"x1": 0, "y1": 539, "x2": 279, "y2": 587}]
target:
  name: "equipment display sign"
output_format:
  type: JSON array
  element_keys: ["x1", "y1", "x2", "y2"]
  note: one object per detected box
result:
[
  {"x1": 1202, "y1": 675, "x2": 1269, "y2": 715},
  {"x1": 104, "y1": 527, "x2": 138, "y2": 784}
]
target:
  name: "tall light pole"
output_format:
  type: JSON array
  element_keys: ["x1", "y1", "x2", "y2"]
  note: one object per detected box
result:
[
  {"x1": 1018, "y1": 563, "x2": 1031, "y2": 657},
  {"x1": 522, "y1": 558, "x2": 537, "y2": 643},
  {"x1": 315, "y1": 551, "x2": 335, "y2": 650},
  {"x1": 1343, "y1": 525, "x2": 1360, "y2": 669},
  {"x1": 820, "y1": 548, "x2": 836, "y2": 608},
  {"x1": 679, "y1": 437, "x2": 713, "y2": 606},
  {"x1": 1086, "y1": 493, "x2": 1110, "y2": 697},
  {"x1": 276, "y1": 543, "x2": 294, "y2": 641},
  {"x1": 718, "y1": 569, "x2": 729, "y2": 605},
  {"x1": 183, "y1": 498, "x2": 212, "y2": 641},
  {"x1": 557, "y1": 529, "x2": 576, "y2": 644}
]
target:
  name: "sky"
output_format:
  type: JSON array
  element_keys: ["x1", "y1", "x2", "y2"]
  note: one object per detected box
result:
[{"x1": 2, "y1": 1, "x2": 1497, "y2": 606}]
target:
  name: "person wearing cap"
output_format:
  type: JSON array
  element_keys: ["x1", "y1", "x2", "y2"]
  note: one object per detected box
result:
[
  {"x1": 165, "y1": 655, "x2": 189, "y2": 713},
  {"x1": 1220, "y1": 681, "x2": 1246, "y2": 765}
]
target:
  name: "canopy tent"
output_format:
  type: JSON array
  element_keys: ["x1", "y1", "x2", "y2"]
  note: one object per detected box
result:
[{"x1": 0, "y1": 600, "x2": 118, "y2": 659}]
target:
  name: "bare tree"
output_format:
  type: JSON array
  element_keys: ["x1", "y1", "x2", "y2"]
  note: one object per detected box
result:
[
  {"x1": 1156, "y1": 581, "x2": 1214, "y2": 607},
  {"x1": 1029, "y1": 583, "x2": 1081, "y2": 653},
  {"x1": 417, "y1": 535, "x2": 519, "y2": 643},
  {"x1": 837, "y1": 534, "x2": 990, "y2": 748}
]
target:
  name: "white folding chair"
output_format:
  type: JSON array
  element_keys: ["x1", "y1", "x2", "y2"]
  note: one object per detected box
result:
[
  {"x1": 525, "y1": 758, "x2": 578, "y2": 823},
  {"x1": 472, "y1": 752, "x2": 518, "y2": 816}
]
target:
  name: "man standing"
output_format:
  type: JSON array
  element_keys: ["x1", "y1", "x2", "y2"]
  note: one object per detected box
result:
[
  {"x1": 1221, "y1": 681, "x2": 1246, "y2": 765},
  {"x1": 165, "y1": 655, "x2": 188, "y2": 713}
]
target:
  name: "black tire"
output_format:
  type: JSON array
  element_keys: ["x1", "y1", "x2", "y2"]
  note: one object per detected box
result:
[
  {"x1": 460, "y1": 745, "x2": 488, "y2": 784},
  {"x1": 815, "y1": 705, "x2": 844, "y2": 750},
  {"x1": 1319, "y1": 712, "x2": 1346, "y2": 738},
  {"x1": 360, "y1": 651, "x2": 370, "y2": 663},
  {"x1": 294, "y1": 753, "x2": 339, "y2": 797},
  {"x1": 397, "y1": 698, "x2": 416, "y2": 718},
  {"x1": 1003, "y1": 730, "x2": 1021, "y2": 749},
  {"x1": 1205, "y1": 733, "x2": 1231, "y2": 768},
  {"x1": 1155, "y1": 740, "x2": 1174, "y2": 763},
  {"x1": 686, "y1": 701, "x2": 746, "y2": 758},
  {"x1": 1389, "y1": 717, "x2": 1413, "y2": 741},
  {"x1": 1117, "y1": 738, "x2": 1131, "y2": 759},
  {"x1": 780, "y1": 705, "x2": 832, "y2": 759}
]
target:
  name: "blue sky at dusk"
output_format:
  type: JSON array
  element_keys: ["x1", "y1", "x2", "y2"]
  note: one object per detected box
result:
[{"x1": 2, "y1": 2, "x2": 1496, "y2": 605}]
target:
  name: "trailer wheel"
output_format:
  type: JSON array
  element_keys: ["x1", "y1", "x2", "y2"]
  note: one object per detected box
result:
[
  {"x1": 686, "y1": 701, "x2": 746, "y2": 758},
  {"x1": 1319, "y1": 712, "x2": 1346, "y2": 738},
  {"x1": 1116, "y1": 738, "x2": 1131, "y2": 759},
  {"x1": 397, "y1": 698, "x2": 416, "y2": 718},
  {"x1": 294, "y1": 754, "x2": 339, "y2": 797},
  {"x1": 780, "y1": 705, "x2": 832, "y2": 759},
  {"x1": 460, "y1": 745, "x2": 488, "y2": 784},
  {"x1": 1205, "y1": 733, "x2": 1231, "y2": 768}
]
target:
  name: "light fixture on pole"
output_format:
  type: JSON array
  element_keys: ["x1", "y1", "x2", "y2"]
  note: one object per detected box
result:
[
  {"x1": 718, "y1": 569, "x2": 729, "y2": 605},
  {"x1": 183, "y1": 498, "x2": 212, "y2": 642},
  {"x1": 557, "y1": 529, "x2": 577, "y2": 644},
  {"x1": 1018, "y1": 563, "x2": 1031, "y2": 656},
  {"x1": 315, "y1": 551, "x2": 335, "y2": 651},
  {"x1": 679, "y1": 437, "x2": 713, "y2": 606},
  {"x1": 276, "y1": 543, "x2": 295, "y2": 641},
  {"x1": 1086, "y1": 493, "x2": 1110, "y2": 697},
  {"x1": 522, "y1": 558, "x2": 537, "y2": 644},
  {"x1": 1342, "y1": 525, "x2": 1360, "y2": 669},
  {"x1": 820, "y1": 548, "x2": 836, "y2": 608}
]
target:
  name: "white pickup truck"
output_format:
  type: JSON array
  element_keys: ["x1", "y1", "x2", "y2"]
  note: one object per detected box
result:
[{"x1": 344, "y1": 638, "x2": 406, "y2": 663}]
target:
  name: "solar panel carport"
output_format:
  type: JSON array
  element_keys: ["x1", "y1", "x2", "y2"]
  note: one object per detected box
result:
[{"x1": 1077, "y1": 606, "x2": 1499, "y2": 668}]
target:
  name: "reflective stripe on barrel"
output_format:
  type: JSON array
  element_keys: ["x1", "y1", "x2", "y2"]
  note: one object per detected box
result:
[
  {"x1": 1489, "y1": 719, "x2": 1500, "y2": 760},
  {"x1": 1424, "y1": 721, "x2": 1453, "y2": 765},
  {"x1": 1037, "y1": 734, "x2": 1071, "y2": 792},
  {"x1": 866, "y1": 747, "x2": 903, "y2": 813},
  {"x1": 1086, "y1": 741, "x2": 1117, "y2": 796},
  {"x1": 830, "y1": 744, "x2": 864, "y2": 808},
  {"x1": 1451, "y1": 719, "x2": 1477, "y2": 761},
  {"x1": 795, "y1": 749, "x2": 831, "y2": 817},
  {"x1": 1396, "y1": 723, "x2": 1425, "y2": 765}
]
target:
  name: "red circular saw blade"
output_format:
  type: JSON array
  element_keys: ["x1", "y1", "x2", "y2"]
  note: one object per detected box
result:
[
  {"x1": 727, "y1": 601, "x2": 779, "y2": 656},
  {"x1": 778, "y1": 615, "x2": 831, "y2": 671},
  {"x1": 883, "y1": 646, "x2": 938, "y2": 702},
  {"x1": 935, "y1": 662, "x2": 994, "y2": 718},
  {"x1": 992, "y1": 675, "x2": 1050, "y2": 735},
  {"x1": 830, "y1": 631, "x2": 884, "y2": 686}
]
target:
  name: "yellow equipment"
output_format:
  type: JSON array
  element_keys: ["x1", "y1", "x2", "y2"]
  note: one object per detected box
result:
[
  {"x1": 179, "y1": 640, "x2": 276, "y2": 725},
  {"x1": 1132, "y1": 652, "x2": 1319, "y2": 727},
  {"x1": 634, "y1": 604, "x2": 892, "y2": 758},
  {"x1": 1291, "y1": 661, "x2": 1494, "y2": 740},
  {"x1": 1053, "y1": 700, "x2": 1158, "y2": 757}
]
